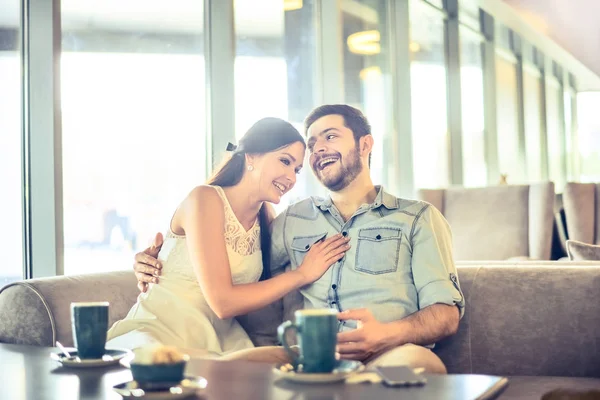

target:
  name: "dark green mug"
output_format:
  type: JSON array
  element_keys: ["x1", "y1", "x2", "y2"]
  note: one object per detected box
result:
[
  {"x1": 277, "y1": 309, "x2": 338, "y2": 373},
  {"x1": 70, "y1": 302, "x2": 109, "y2": 359}
]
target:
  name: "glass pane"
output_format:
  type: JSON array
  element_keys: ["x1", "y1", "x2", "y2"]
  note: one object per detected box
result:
[
  {"x1": 563, "y1": 90, "x2": 576, "y2": 181},
  {"x1": 577, "y1": 92, "x2": 600, "y2": 182},
  {"x1": 341, "y1": 0, "x2": 393, "y2": 190},
  {"x1": 495, "y1": 54, "x2": 524, "y2": 184},
  {"x1": 523, "y1": 68, "x2": 544, "y2": 182},
  {"x1": 410, "y1": 0, "x2": 449, "y2": 189},
  {"x1": 234, "y1": 0, "x2": 317, "y2": 209},
  {"x1": 424, "y1": 0, "x2": 443, "y2": 9},
  {"x1": 460, "y1": 27, "x2": 486, "y2": 187},
  {"x1": 0, "y1": 0, "x2": 23, "y2": 286},
  {"x1": 546, "y1": 78, "x2": 566, "y2": 190},
  {"x1": 61, "y1": 1, "x2": 206, "y2": 275},
  {"x1": 459, "y1": 0, "x2": 480, "y2": 29}
]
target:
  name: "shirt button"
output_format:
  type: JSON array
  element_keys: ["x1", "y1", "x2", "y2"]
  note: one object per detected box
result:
[
  {"x1": 332, "y1": 284, "x2": 337, "y2": 290},
  {"x1": 305, "y1": 245, "x2": 310, "y2": 249},
  {"x1": 342, "y1": 231, "x2": 348, "y2": 237},
  {"x1": 376, "y1": 234, "x2": 382, "y2": 240}
]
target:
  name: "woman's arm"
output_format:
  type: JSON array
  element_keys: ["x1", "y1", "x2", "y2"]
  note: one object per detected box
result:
[{"x1": 174, "y1": 186, "x2": 349, "y2": 319}]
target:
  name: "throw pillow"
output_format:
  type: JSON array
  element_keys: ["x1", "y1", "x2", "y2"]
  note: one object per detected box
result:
[{"x1": 566, "y1": 240, "x2": 600, "y2": 261}]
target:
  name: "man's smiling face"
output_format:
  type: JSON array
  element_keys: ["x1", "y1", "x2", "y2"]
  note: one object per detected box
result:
[{"x1": 306, "y1": 114, "x2": 363, "y2": 191}]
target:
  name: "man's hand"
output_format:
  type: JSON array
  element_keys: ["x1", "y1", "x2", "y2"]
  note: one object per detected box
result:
[
  {"x1": 134, "y1": 233, "x2": 164, "y2": 293},
  {"x1": 336, "y1": 308, "x2": 393, "y2": 362}
]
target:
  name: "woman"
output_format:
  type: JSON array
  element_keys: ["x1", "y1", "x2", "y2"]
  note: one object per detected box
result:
[{"x1": 106, "y1": 118, "x2": 350, "y2": 357}]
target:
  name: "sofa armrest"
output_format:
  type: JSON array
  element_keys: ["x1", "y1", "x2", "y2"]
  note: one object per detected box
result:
[{"x1": 0, "y1": 271, "x2": 138, "y2": 347}]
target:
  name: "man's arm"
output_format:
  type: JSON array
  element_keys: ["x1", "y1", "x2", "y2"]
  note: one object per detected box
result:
[
  {"x1": 336, "y1": 304, "x2": 458, "y2": 359},
  {"x1": 409, "y1": 204, "x2": 464, "y2": 318},
  {"x1": 391, "y1": 303, "x2": 459, "y2": 345}
]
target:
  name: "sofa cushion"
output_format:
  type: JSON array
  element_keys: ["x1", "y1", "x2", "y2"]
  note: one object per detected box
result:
[
  {"x1": 566, "y1": 240, "x2": 600, "y2": 261},
  {"x1": 435, "y1": 264, "x2": 600, "y2": 378},
  {"x1": 500, "y1": 376, "x2": 600, "y2": 400},
  {"x1": 563, "y1": 183, "x2": 600, "y2": 245},
  {"x1": 0, "y1": 282, "x2": 54, "y2": 346},
  {"x1": 418, "y1": 183, "x2": 555, "y2": 260},
  {"x1": 0, "y1": 271, "x2": 139, "y2": 347}
]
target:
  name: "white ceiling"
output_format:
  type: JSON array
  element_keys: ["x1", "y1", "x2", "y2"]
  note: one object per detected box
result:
[{"x1": 502, "y1": 0, "x2": 600, "y2": 87}]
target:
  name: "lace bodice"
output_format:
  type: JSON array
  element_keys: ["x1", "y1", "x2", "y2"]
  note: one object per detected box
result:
[
  {"x1": 156, "y1": 185, "x2": 263, "y2": 286},
  {"x1": 213, "y1": 186, "x2": 261, "y2": 256}
]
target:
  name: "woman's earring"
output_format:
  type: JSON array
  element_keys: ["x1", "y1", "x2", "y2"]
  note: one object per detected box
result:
[{"x1": 247, "y1": 165, "x2": 254, "y2": 171}]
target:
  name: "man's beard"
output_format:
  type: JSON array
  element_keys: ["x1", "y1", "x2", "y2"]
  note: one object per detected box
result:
[{"x1": 317, "y1": 145, "x2": 363, "y2": 192}]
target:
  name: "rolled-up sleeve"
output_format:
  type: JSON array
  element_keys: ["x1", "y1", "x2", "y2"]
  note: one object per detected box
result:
[{"x1": 410, "y1": 204, "x2": 465, "y2": 318}]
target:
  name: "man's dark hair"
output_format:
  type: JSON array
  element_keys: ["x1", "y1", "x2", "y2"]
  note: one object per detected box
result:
[{"x1": 304, "y1": 104, "x2": 372, "y2": 166}]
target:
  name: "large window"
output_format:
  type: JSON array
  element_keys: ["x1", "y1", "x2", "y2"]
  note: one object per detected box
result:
[
  {"x1": 460, "y1": 27, "x2": 486, "y2": 187},
  {"x1": 341, "y1": 0, "x2": 393, "y2": 189},
  {"x1": 577, "y1": 92, "x2": 600, "y2": 182},
  {"x1": 523, "y1": 66, "x2": 544, "y2": 182},
  {"x1": 61, "y1": 1, "x2": 206, "y2": 275},
  {"x1": 410, "y1": 0, "x2": 449, "y2": 189},
  {"x1": 546, "y1": 77, "x2": 566, "y2": 190},
  {"x1": 495, "y1": 52, "x2": 524, "y2": 184},
  {"x1": 0, "y1": 0, "x2": 23, "y2": 286},
  {"x1": 234, "y1": 0, "x2": 316, "y2": 208}
]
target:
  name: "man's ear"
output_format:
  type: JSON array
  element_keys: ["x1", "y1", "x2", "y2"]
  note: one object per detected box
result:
[{"x1": 360, "y1": 134, "x2": 374, "y2": 158}]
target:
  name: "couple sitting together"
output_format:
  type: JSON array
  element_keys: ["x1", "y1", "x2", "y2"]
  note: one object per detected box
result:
[{"x1": 106, "y1": 104, "x2": 465, "y2": 374}]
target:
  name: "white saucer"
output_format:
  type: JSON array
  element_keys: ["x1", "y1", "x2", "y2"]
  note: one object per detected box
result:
[
  {"x1": 112, "y1": 377, "x2": 207, "y2": 399},
  {"x1": 273, "y1": 360, "x2": 365, "y2": 383},
  {"x1": 50, "y1": 347, "x2": 133, "y2": 368}
]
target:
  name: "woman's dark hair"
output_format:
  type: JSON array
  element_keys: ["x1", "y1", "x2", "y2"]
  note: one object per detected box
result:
[{"x1": 206, "y1": 117, "x2": 305, "y2": 281}]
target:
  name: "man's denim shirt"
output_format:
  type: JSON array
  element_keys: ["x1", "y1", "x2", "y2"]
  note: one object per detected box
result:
[{"x1": 270, "y1": 186, "x2": 465, "y2": 332}]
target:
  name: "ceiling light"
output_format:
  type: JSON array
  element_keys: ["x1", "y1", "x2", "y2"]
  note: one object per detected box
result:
[
  {"x1": 359, "y1": 66, "x2": 382, "y2": 80},
  {"x1": 284, "y1": 0, "x2": 303, "y2": 11},
  {"x1": 409, "y1": 42, "x2": 421, "y2": 52},
  {"x1": 347, "y1": 30, "x2": 381, "y2": 55}
]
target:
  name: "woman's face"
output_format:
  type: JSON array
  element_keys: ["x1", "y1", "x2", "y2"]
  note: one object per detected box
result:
[{"x1": 248, "y1": 141, "x2": 306, "y2": 204}]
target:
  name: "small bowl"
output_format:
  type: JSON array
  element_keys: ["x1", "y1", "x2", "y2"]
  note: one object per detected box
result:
[{"x1": 130, "y1": 358, "x2": 188, "y2": 390}]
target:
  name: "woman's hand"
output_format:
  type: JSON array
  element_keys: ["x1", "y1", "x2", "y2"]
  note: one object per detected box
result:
[{"x1": 296, "y1": 234, "x2": 350, "y2": 285}]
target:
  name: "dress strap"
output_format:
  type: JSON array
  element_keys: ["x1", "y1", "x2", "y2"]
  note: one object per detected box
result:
[{"x1": 211, "y1": 186, "x2": 234, "y2": 216}]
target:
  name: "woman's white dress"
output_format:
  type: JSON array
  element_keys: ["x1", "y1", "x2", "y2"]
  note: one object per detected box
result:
[{"x1": 106, "y1": 186, "x2": 263, "y2": 357}]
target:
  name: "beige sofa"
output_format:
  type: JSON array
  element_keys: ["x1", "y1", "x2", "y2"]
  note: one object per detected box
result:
[
  {"x1": 418, "y1": 183, "x2": 556, "y2": 261},
  {"x1": 1, "y1": 262, "x2": 600, "y2": 399},
  {"x1": 563, "y1": 182, "x2": 600, "y2": 245}
]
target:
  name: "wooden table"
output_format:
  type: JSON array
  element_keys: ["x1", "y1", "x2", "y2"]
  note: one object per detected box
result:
[{"x1": 0, "y1": 343, "x2": 508, "y2": 399}]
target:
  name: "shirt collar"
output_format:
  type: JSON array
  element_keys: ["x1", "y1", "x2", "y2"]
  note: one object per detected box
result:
[{"x1": 313, "y1": 185, "x2": 398, "y2": 211}]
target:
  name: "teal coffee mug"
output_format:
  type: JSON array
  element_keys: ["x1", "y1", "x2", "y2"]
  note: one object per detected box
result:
[
  {"x1": 70, "y1": 302, "x2": 109, "y2": 359},
  {"x1": 277, "y1": 309, "x2": 338, "y2": 373}
]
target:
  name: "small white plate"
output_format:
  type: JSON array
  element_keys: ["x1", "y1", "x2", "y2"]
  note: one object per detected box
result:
[
  {"x1": 112, "y1": 377, "x2": 207, "y2": 399},
  {"x1": 273, "y1": 360, "x2": 365, "y2": 384},
  {"x1": 50, "y1": 348, "x2": 133, "y2": 368}
]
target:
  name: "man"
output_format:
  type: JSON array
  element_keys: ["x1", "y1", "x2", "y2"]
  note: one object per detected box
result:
[{"x1": 134, "y1": 104, "x2": 464, "y2": 373}]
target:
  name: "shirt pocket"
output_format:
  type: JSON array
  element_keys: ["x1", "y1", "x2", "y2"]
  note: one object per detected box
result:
[
  {"x1": 355, "y1": 227, "x2": 402, "y2": 275},
  {"x1": 290, "y1": 232, "x2": 328, "y2": 267}
]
